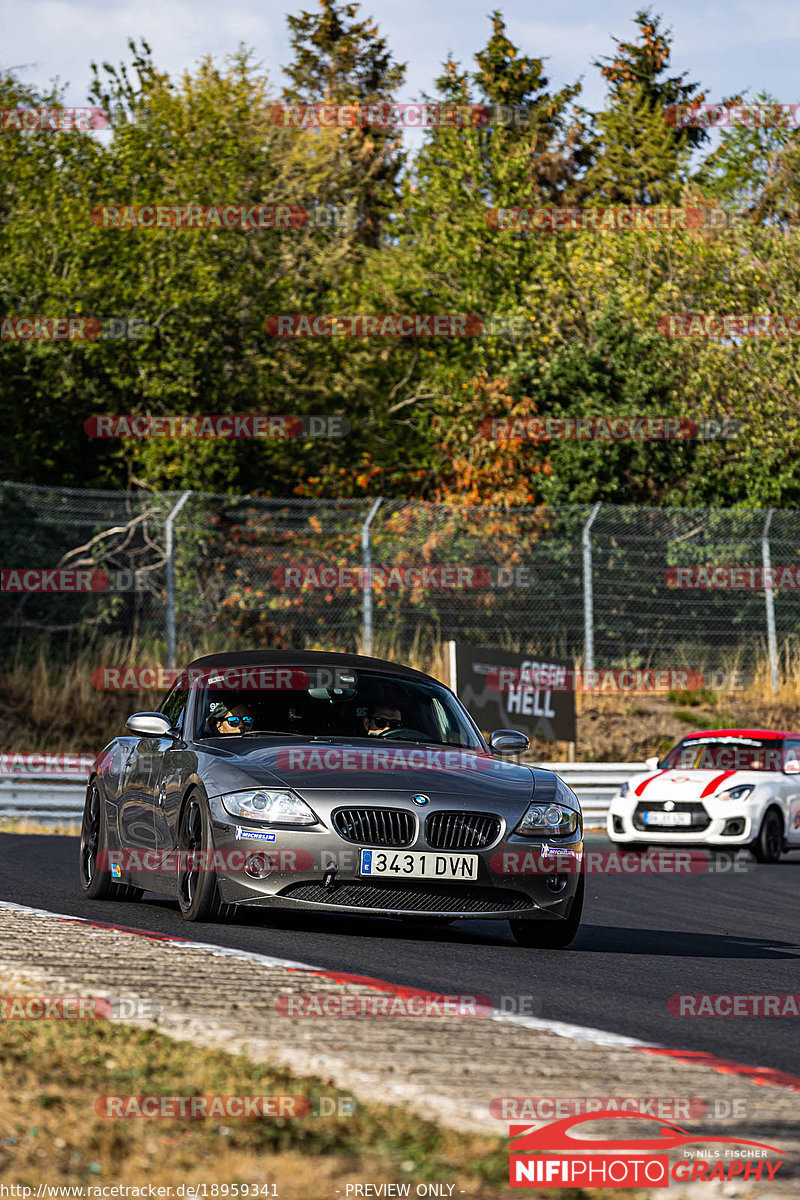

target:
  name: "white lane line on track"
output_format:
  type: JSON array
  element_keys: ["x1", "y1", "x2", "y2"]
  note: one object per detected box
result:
[{"x1": 0, "y1": 898, "x2": 655, "y2": 1050}]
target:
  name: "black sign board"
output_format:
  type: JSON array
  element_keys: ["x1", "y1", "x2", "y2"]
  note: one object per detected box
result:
[{"x1": 450, "y1": 642, "x2": 577, "y2": 744}]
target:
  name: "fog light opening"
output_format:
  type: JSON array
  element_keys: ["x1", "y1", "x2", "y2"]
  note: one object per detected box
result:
[
  {"x1": 722, "y1": 818, "x2": 746, "y2": 836},
  {"x1": 244, "y1": 852, "x2": 272, "y2": 879},
  {"x1": 545, "y1": 874, "x2": 569, "y2": 894}
]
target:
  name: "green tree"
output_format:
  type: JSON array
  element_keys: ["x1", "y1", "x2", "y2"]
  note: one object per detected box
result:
[
  {"x1": 284, "y1": 0, "x2": 406, "y2": 247},
  {"x1": 584, "y1": 9, "x2": 708, "y2": 204},
  {"x1": 696, "y1": 92, "x2": 800, "y2": 225}
]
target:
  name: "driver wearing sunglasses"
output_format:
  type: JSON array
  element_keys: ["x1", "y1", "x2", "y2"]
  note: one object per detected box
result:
[
  {"x1": 214, "y1": 704, "x2": 255, "y2": 735},
  {"x1": 363, "y1": 704, "x2": 402, "y2": 737}
]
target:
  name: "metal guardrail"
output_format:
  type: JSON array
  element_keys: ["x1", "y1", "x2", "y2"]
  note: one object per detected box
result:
[
  {"x1": 0, "y1": 758, "x2": 646, "y2": 826},
  {"x1": 0, "y1": 756, "x2": 91, "y2": 821},
  {"x1": 540, "y1": 762, "x2": 648, "y2": 822}
]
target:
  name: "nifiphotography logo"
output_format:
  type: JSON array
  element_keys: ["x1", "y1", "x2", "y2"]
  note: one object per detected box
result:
[{"x1": 508, "y1": 1110, "x2": 786, "y2": 1188}]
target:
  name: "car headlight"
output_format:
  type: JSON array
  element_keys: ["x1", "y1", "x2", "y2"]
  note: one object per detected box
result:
[
  {"x1": 618, "y1": 781, "x2": 629, "y2": 797},
  {"x1": 719, "y1": 784, "x2": 754, "y2": 802},
  {"x1": 221, "y1": 789, "x2": 318, "y2": 825},
  {"x1": 515, "y1": 802, "x2": 580, "y2": 838}
]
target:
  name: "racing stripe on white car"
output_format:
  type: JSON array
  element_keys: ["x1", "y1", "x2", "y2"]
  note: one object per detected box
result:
[
  {"x1": 2, "y1": 898, "x2": 800, "y2": 1093},
  {"x1": 700, "y1": 770, "x2": 736, "y2": 797},
  {"x1": 633, "y1": 771, "x2": 666, "y2": 795}
]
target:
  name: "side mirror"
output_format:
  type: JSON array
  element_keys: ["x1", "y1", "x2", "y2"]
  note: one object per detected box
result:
[
  {"x1": 489, "y1": 729, "x2": 530, "y2": 755},
  {"x1": 645, "y1": 756, "x2": 661, "y2": 771},
  {"x1": 126, "y1": 712, "x2": 174, "y2": 737},
  {"x1": 784, "y1": 758, "x2": 800, "y2": 775}
]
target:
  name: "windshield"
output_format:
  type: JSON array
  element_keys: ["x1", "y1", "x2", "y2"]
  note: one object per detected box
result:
[
  {"x1": 662, "y1": 737, "x2": 782, "y2": 772},
  {"x1": 190, "y1": 665, "x2": 483, "y2": 749}
]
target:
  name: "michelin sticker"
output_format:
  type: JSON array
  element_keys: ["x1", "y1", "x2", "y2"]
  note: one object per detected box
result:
[{"x1": 235, "y1": 826, "x2": 276, "y2": 841}]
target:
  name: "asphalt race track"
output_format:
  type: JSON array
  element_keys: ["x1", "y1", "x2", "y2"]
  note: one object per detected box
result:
[{"x1": 1, "y1": 832, "x2": 798, "y2": 1077}]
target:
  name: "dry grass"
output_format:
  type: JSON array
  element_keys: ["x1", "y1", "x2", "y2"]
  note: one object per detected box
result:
[
  {"x1": 0, "y1": 1001, "x2": 528, "y2": 1196},
  {"x1": 0, "y1": 820, "x2": 79, "y2": 835}
]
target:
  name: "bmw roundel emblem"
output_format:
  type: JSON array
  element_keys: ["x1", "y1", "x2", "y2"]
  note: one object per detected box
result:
[{"x1": 412, "y1": 794, "x2": 430, "y2": 806}]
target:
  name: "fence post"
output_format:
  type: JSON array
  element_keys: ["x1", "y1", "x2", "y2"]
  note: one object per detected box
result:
[
  {"x1": 361, "y1": 498, "x2": 383, "y2": 655},
  {"x1": 582, "y1": 502, "x2": 602, "y2": 677},
  {"x1": 165, "y1": 491, "x2": 192, "y2": 669},
  {"x1": 762, "y1": 508, "x2": 779, "y2": 694}
]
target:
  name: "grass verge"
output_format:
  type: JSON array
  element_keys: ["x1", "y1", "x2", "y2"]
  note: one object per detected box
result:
[{"x1": 0, "y1": 1003, "x2": 579, "y2": 1198}]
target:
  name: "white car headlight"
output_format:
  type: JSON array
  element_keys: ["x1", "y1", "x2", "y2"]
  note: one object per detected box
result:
[
  {"x1": 221, "y1": 789, "x2": 318, "y2": 825},
  {"x1": 719, "y1": 784, "x2": 754, "y2": 802},
  {"x1": 515, "y1": 802, "x2": 580, "y2": 838},
  {"x1": 618, "y1": 781, "x2": 629, "y2": 797}
]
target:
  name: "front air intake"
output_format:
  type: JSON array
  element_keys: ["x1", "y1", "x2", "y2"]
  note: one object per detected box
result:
[
  {"x1": 425, "y1": 811, "x2": 501, "y2": 850},
  {"x1": 332, "y1": 807, "x2": 416, "y2": 847}
]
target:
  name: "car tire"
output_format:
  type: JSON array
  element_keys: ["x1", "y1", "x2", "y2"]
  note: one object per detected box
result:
[
  {"x1": 751, "y1": 809, "x2": 783, "y2": 863},
  {"x1": 176, "y1": 792, "x2": 235, "y2": 922},
  {"x1": 510, "y1": 874, "x2": 585, "y2": 949},
  {"x1": 79, "y1": 783, "x2": 144, "y2": 902}
]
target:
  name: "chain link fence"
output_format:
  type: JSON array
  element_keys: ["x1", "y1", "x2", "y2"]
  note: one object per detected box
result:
[{"x1": 2, "y1": 481, "x2": 799, "y2": 684}]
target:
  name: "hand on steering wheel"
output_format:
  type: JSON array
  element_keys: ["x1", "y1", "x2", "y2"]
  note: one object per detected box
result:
[{"x1": 377, "y1": 726, "x2": 426, "y2": 740}]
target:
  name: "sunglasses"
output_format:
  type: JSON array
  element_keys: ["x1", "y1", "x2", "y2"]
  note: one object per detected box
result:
[
  {"x1": 372, "y1": 716, "x2": 402, "y2": 730},
  {"x1": 222, "y1": 714, "x2": 254, "y2": 728}
]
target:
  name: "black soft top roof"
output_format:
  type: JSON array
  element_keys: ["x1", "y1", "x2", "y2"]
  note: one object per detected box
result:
[{"x1": 185, "y1": 648, "x2": 435, "y2": 684}]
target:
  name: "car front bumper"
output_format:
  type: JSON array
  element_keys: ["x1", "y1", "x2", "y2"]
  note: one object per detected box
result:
[
  {"x1": 607, "y1": 794, "x2": 758, "y2": 846},
  {"x1": 208, "y1": 799, "x2": 583, "y2": 920}
]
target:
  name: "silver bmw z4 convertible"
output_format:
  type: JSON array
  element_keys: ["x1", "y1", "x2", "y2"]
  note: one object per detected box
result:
[{"x1": 80, "y1": 650, "x2": 584, "y2": 947}]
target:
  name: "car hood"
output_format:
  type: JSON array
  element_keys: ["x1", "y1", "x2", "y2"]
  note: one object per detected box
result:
[
  {"x1": 198, "y1": 736, "x2": 536, "y2": 806},
  {"x1": 627, "y1": 768, "x2": 768, "y2": 803}
]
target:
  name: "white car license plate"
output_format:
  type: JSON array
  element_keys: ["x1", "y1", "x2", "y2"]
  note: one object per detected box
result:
[
  {"x1": 643, "y1": 810, "x2": 692, "y2": 826},
  {"x1": 360, "y1": 849, "x2": 478, "y2": 881}
]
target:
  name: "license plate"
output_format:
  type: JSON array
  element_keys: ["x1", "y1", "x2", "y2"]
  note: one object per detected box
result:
[
  {"x1": 360, "y1": 849, "x2": 478, "y2": 881},
  {"x1": 643, "y1": 810, "x2": 692, "y2": 826}
]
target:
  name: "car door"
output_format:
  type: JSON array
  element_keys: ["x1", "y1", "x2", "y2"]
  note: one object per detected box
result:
[
  {"x1": 117, "y1": 731, "x2": 161, "y2": 855},
  {"x1": 779, "y1": 738, "x2": 800, "y2": 845},
  {"x1": 151, "y1": 681, "x2": 195, "y2": 856}
]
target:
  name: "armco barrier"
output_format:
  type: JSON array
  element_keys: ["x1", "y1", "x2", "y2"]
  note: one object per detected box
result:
[
  {"x1": 0, "y1": 755, "x2": 647, "y2": 826},
  {"x1": 0, "y1": 754, "x2": 92, "y2": 821}
]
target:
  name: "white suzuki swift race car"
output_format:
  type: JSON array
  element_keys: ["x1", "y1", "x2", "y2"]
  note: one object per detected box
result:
[{"x1": 607, "y1": 729, "x2": 800, "y2": 862}]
